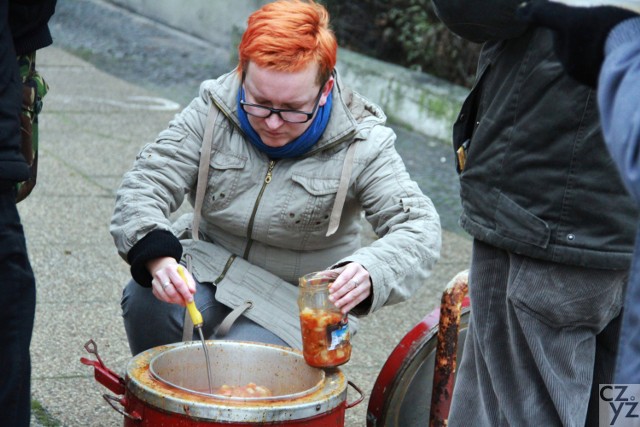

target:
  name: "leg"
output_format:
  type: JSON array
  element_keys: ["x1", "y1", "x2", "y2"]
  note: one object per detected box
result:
[
  {"x1": 122, "y1": 275, "x2": 287, "y2": 355},
  {"x1": 507, "y1": 258, "x2": 625, "y2": 427},
  {"x1": 449, "y1": 239, "x2": 520, "y2": 427},
  {"x1": 218, "y1": 315, "x2": 289, "y2": 347},
  {"x1": 0, "y1": 192, "x2": 35, "y2": 427},
  {"x1": 585, "y1": 313, "x2": 622, "y2": 427},
  {"x1": 449, "y1": 239, "x2": 626, "y2": 427},
  {"x1": 0, "y1": 11, "x2": 36, "y2": 426},
  {"x1": 121, "y1": 276, "x2": 220, "y2": 355}
]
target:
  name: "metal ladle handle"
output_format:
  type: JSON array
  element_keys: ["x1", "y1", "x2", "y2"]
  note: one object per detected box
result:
[
  {"x1": 177, "y1": 264, "x2": 213, "y2": 395},
  {"x1": 177, "y1": 265, "x2": 203, "y2": 327}
]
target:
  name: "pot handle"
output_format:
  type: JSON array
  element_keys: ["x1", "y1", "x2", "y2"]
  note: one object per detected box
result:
[
  {"x1": 103, "y1": 394, "x2": 142, "y2": 422},
  {"x1": 346, "y1": 380, "x2": 365, "y2": 409},
  {"x1": 80, "y1": 339, "x2": 126, "y2": 396}
]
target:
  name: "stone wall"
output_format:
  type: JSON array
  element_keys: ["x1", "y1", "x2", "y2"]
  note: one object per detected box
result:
[{"x1": 107, "y1": 0, "x2": 467, "y2": 142}]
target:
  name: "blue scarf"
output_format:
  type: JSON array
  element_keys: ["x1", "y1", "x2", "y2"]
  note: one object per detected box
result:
[{"x1": 237, "y1": 87, "x2": 332, "y2": 159}]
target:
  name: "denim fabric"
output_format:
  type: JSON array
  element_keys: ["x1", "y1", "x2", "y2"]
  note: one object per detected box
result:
[
  {"x1": 121, "y1": 277, "x2": 288, "y2": 356},
  {"x1": 599, "y1": 16, "x2": 640, "y2": 386},
  {"x1": 449, "y1": 239, "x2": 626, "y2": 427},
  {"x1": 615, "y1": 228, "x2": 640, "y2": 384},
  {"x1": 0, "y1": 191, "x2": 35, "y2": 427}
]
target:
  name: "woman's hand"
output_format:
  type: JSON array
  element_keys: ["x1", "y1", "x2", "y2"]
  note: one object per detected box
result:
[
  {"x1": 327, "y1": 262, "x2": 371, "y2": 314},
  {"x1": 146, "y1": 257, "x2": 196, "y2": 305}
]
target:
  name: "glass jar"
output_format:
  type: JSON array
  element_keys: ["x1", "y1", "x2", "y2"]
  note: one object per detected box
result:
[{"x1": 298, "y1": 271, "x2": 352, "y2": 368}]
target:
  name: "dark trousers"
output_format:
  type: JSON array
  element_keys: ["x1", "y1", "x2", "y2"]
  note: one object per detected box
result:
[
  {"x1": 0, "y1": 189, "x2": 35, "y2": 427},
  {"x1": 449, "y1": 239, "x2": 625, "y2": 427}
]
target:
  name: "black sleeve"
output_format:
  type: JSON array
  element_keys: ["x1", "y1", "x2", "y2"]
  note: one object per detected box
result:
[
  {"x1": 8, "y1": 0, "x2": 56, "y2": 55},
  {"x1": 0, "y1": 1, "x2": 29, "y2": 184},
  {"x1": 127, "y1": 229, "x2": 183, "y2": 287}
]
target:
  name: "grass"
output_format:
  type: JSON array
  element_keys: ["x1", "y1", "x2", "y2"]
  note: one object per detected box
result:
[{"x1": 31, "y1": 400, "x2": 62, "y2": 427}]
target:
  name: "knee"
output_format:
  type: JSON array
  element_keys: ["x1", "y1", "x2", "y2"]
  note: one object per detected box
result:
[{"x1": 121, "y1": 279, "x2": 150, "y2": 318}]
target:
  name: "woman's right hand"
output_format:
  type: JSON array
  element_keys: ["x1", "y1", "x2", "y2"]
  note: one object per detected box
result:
[{"x1": 146, "y1": 257, "x2": 196, "y2": 305}]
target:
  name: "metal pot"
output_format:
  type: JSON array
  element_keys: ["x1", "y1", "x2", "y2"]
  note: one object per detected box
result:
[{"x1": 82, "y1": 340, "x2": 363, "y2": 426}]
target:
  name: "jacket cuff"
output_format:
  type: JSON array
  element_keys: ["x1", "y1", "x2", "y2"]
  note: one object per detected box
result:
[{"x1": 127, "y1": 229, "x2": 183, "y2": 287}]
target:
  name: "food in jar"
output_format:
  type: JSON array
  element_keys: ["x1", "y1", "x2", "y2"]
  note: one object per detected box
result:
[
  {"x1": 299, "y1": 307, "x2": 351, "y2": 367},
  {"x1": 213, "y1": 382, "x2": 273, "y2": 398}
]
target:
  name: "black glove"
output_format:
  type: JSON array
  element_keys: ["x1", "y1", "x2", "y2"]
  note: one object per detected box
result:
[{"x1": 517, "y1": 0, "x2": 638, "y2": 87}]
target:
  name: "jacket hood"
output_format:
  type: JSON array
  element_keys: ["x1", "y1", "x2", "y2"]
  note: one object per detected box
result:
[{"x1": 200, "y1": 68, "x2": 386, "y2": 155}]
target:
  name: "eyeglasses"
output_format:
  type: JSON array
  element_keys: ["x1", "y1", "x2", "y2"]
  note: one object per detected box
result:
[{"x1": 240, "y1": 83, "x2": 325, "y2": 124}]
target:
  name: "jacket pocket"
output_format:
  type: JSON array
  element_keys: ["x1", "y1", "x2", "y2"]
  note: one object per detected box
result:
[
  {"x1": 204, "y1": 151, "x2": 247, "y2": 211},
  {"x1": 137, "y1": 128, "x2": 186, "y2": 168},
  {"x1": 281, "y1": 173, "x2": 340, "y2": 232},
  {"x1": 495, "y1": 193, "x2": 550, "y2": 248}
]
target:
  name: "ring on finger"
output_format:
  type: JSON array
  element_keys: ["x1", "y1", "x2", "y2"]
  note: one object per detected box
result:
[
  {"x1": 350, "y1": 279, "x2": 359, "y2": 288},
  {"x1": 162, "y1": 280, "x2": 171, "y2": 289}
]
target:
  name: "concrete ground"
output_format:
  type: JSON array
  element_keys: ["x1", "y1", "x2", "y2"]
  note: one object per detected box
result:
[{"x1": 23, "y1": 3, "x2": 473, "y2": 426}]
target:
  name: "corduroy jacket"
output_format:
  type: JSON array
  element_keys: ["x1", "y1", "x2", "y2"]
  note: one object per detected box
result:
[{"x1": 433, "y1": 0, "x2": 638, "y2": 269}]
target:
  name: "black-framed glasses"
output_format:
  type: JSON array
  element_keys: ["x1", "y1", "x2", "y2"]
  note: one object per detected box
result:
[{"x1": 240, "y1": 83, "x2": 325, "y2": 124}]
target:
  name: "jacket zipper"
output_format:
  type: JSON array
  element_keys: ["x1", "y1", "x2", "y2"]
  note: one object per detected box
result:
[
  {"x1": 242, "y1": 160, "x2": 276, "y2": 259},
  {"x1": 213, "y1": 254, "x2": 237, "y2": 285}
]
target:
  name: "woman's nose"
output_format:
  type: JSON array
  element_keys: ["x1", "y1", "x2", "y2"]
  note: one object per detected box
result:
[{"x1": 264, "y1": 112, "x2": 284, "y2": 129}]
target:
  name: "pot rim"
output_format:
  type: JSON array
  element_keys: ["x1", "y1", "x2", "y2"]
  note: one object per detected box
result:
[
  {"x1": 148, "y1": 341, "x2": 325, "y2": 401},
  {"x1": 126, "y1": 341, "x2": 348, "y2": 422}
]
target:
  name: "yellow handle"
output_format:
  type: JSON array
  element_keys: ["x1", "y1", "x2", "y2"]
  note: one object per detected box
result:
[{"x1": 177, "y1": 265, "x2": 203, "y2": 327}]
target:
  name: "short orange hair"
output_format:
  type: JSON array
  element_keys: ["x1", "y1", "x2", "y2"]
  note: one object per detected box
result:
[{"x1": 238, "y1": 0, "x2": 337, "y2": 85}]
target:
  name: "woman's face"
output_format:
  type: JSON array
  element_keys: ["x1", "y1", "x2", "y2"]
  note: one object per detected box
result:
[{"x1": 242, "y1": 62, "x2": 333, "y2": 148}]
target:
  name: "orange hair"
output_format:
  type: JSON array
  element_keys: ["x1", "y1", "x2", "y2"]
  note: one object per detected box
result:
[{"x1": 238, "y1": 0, "x2": 337, "y2": 85}]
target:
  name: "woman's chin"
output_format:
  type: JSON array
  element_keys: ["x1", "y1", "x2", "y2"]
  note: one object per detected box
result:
[{"x1": 260, "y1": 137, "x2": 290, "y2": 148}]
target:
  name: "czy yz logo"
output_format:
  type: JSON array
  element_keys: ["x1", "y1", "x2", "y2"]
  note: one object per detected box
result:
[{"x1": 600, "y1": 385, "x2": 640, "y2": 425}]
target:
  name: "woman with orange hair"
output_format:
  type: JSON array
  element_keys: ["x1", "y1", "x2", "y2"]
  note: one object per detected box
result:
[{"x1": 111, "y1": 0, "x2": 441, "y2": 355}]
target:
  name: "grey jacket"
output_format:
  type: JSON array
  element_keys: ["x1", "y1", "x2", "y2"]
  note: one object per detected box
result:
[
  {"x1": 111, "y1": 69, "x2": 441, "y2": 321},
  {"x1": 433, "y1": 0, "x2": 638, "y2": 269}
]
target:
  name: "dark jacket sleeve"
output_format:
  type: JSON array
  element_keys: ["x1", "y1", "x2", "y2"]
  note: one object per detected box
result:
[
  {"x1": 127, "y1": 229, "x2": 184, "y2": 287},
  {"x1": 431, "y1": 0, "x2": 529, "y2": 43},
  {"x1": 0, "y1": 1, "x2": 29, "y2": 183},
  {"x1": 8, "y1": 0, "x2": 56, "y2": 55}
]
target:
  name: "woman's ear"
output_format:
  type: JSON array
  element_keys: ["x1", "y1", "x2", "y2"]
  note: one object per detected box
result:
[{"x1": 320, "y1": 76, "x2": 335, "y2": 106}]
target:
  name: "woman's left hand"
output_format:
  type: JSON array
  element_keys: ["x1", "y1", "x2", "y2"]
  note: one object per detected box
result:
[{"x1": 327, "y1": 262, "x2": 371, "y2": 314}]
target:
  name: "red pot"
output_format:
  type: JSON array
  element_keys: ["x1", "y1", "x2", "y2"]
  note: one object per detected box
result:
[{"x1": 82, "y1": 340, "x2": 363, "y2": 426}]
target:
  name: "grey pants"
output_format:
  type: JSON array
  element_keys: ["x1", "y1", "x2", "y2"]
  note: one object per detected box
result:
[
  {"x1": 449, "y1": 240, "x2": 626, "y2": 427},
  {"x1": 121, "y1": 278, "x2": 288, "y2": 356}
]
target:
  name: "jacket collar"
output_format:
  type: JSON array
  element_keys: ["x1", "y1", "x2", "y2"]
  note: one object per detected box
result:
[{"x1": 203, "y1": 68, "x2": 386, "y2": 154}]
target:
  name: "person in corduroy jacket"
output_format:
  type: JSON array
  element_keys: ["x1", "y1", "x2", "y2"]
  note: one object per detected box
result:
[
  {"x1": 431, "y1": 0, "x2": 639, "y2": 425},
  {"x1": 521, "y1": 0, "x2": 640, "y2": 408}
]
